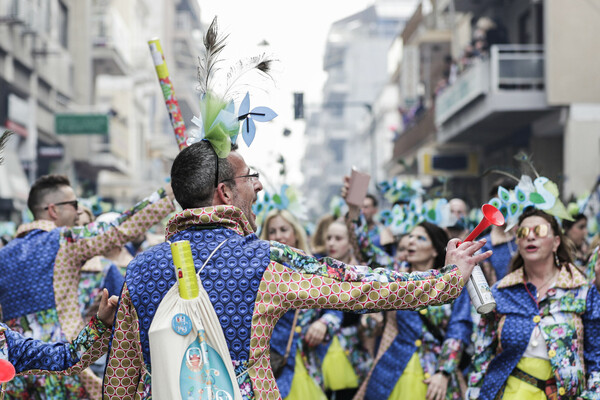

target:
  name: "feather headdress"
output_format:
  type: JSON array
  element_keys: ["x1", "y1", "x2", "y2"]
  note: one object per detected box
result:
[
  {"x1": 487, "y1": 153, "x2": 573, "y2": 230},
  {"x1": 0, "y1": 130, "x2": 13, "y2": 165},
  {"x1": 188, "y1": 17, "x2": 277, "y2": 158}
]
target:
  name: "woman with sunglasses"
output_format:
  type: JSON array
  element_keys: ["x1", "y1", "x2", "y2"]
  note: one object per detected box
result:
[{"x1": 467, "y1": 208, "x2": 600, "y2": 400}]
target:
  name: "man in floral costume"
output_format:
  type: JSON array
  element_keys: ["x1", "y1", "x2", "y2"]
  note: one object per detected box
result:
[
  {"x1": 0, "y1": 174, "x2": 175, "y2": 399},
  {"x1": 103, "y1": 140, "x2": 491, "y2": 400}
]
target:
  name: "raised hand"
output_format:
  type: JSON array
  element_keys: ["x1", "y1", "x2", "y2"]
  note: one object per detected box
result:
[{"x1": 445, "y1": 238, "x2": 492, "y2": 281}]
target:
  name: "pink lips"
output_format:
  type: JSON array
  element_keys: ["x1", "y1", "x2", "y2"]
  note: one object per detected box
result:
[{"x1": 525, "y1": 245, "x2": 538, "y2": 252}]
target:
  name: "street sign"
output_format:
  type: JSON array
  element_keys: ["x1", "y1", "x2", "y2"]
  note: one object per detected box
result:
[{"x1": 55, "y1": 114, "x2": 109, "y2": 135}]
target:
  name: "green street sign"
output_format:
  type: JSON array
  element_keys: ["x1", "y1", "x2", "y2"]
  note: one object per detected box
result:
[{"x1": 55, "y1": 114, "x2": 109, "y2": 135}]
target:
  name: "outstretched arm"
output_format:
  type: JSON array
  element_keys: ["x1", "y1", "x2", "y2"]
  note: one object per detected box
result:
[
  {"x1": 64, "y1": 186, "x2": 175, "y2": 267},
  {"x1": 3, "y1": 290, "x2": 117, "y2": 376}
]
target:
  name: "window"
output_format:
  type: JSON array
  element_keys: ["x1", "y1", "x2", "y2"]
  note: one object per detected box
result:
[{"x1": 58, "y1": 1, "x2": 68, "y2": 48}]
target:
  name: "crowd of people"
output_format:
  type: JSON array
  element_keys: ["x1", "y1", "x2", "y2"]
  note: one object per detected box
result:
[
  {"x1": 0, "y1": 132, "x2": 598, "y2": 400},
  {"x1": 0, "y1": 17, "x2": 600, "y2": 400}
]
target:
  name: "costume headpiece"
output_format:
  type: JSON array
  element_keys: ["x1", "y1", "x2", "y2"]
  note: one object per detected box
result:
[
  {"x1": 380, "y1": 197, "x2": 457, "y2": 236},
  {"x1": 377, "y1": 177, "x2": 424, "y2": 204},
  {"x1": 252, "y1": 184, "x2": 306, "y2": 230},
  {"x1": 187, "y1": 17, "x2": 277, "y2": 161},
  {"x1": 486, "y1": 152, "x2": 572, "y2": 230}
]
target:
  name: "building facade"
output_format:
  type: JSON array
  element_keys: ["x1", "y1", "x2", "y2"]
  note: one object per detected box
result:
[
  {"x1": 0, "y1": 0, "x2": 205, "y2": 222},
  {"x1": 302, "y1": 0, "x2": 413, "y2": 219}
]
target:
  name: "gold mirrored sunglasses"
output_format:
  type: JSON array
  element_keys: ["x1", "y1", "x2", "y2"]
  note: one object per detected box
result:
[{"x1": 516, "y1": 224, "x2": 550, "y2": 239}]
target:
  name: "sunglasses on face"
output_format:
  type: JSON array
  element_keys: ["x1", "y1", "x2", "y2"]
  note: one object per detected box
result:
[
  {"x1": 516, "y1": 224, "x2": 550, "y2": 239},
  {"x1": 43, "y1": 200, "x2": 79, "y2": 211}
]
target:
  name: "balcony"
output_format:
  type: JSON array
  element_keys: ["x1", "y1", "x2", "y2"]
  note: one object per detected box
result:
[
  {"x1": 91, "y1": 6, "x2": 130, "y2": 76},
  {"x1": 393, "y1": 108, "x2": 436, "y2": 160},
  {"x1": 435, "y1": 45, "x2": 550, "y2": 145}
]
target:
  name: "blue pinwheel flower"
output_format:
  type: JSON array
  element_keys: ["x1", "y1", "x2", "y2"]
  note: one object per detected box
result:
[{"x1": 238, "y1": 92, "x2": 277, "y2": 147}]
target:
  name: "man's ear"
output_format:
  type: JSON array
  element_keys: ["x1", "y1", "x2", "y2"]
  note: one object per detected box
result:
[
  {"x1": 214, "y1": 183, "x2": 234, "y2": 205},
  {"x1": 46, "y1": 204, "x2": 59, "y2": 222}
]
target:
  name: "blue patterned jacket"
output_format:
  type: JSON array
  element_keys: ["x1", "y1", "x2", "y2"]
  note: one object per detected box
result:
[
  {"x1": 467, "y1": 264, "x2": 600, "y2": 400},
  {"x1": 364, "y1": 290, "x2": 471, "y2": 400},
  {"x1": 103, "y1": 206, "x2": 468, "y2": 400}
]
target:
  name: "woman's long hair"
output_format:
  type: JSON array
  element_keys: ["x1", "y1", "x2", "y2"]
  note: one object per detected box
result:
[
  {"x1": 417, "y1": 221, "x2": 449, "y2": 270},
  {"x1": 260, "y1": 209, "x2": 310, "y2": 253},
  {"x1": 310, "y1": 214, "x2": 335, "y2": 256},
  {"x1": 509, "y1": 208, "x2": 573, "y2": 272}
]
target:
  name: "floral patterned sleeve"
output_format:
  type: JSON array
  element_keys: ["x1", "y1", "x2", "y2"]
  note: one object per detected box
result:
[
  {"x1": 581, "y1": 285, "x2": 600, "y2": 400},
  {"x1": 269, "y1": 242, "x2": 464, "y2": 309},
  {"x1": 466, "y1": 310, "x2": 501, "y2": 399},
  {"x1": 437, "y1": 291, "x2": 472, "y2": 375},
  {"x1": 62, "y1": 188, "x2": 174, "y2": 267},
  {"x1": 2, "y1": 317, "x2": 110, "y2": 375},
  {"x1": 346, "y1": 214, "x2": 398, "y2": 270},
  {"x1": 318, "y1": 310, "x2": 343, "y2": 342}
]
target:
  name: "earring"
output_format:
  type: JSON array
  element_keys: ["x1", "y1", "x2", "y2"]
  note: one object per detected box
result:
[{"x1": 554, "y1": 252, "x2": 560, "y2": 266}]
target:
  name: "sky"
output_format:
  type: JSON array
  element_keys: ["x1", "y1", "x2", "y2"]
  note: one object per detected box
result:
[{"x1": 196, "y1": 1, "x2": 378, "y2": 191}]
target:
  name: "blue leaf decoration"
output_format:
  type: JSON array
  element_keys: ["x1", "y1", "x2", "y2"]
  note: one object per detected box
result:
[
  {"x1": 250, "y1": 106, "x2": 278, "y2": 122},
  {"x1": 239, "y1": 92, "x2": 250, "y2": 117},
  {"x1": 499, "y1": 186, "x2": 510, "y2": 202},
  {"x1": 225, "y1": 100, "x2": 235, "y2": 114},
  {"x1": 242, "y1": 118, "x2": 256, "y2": 146}
]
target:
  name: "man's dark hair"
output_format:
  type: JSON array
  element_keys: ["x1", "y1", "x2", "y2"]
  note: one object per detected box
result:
[
  {"x1": 562, "y1": 213, "x2": 587, "y2": 232},
  {"x1": 170, "y1": 141, "x2": 237, "y2": 209},
  {"x1": 365, "y1": 193, "x2": 378, "y2": 208},
  {"x1": 28, "y1": 174, "x2": 71, "y2": 217}
]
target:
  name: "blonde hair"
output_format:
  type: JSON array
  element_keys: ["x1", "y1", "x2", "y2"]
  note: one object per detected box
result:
[
  {"x1": 260, "y1": 209, "x2": 310, "y2": 253},
  {"x1": 79, "y1": 205, "x2": 94, "y2": 225}
]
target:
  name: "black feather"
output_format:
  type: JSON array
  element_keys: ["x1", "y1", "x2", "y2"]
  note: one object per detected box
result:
[
  {"x1": 223, "y1": 53, "x2": 276, "y2": 98},
  {"x1": 0, "y1": 130, "x2": 13, "y2": 164},
  {"x1": 197, "y1": 17, "x2": 229, "y2": 94}
]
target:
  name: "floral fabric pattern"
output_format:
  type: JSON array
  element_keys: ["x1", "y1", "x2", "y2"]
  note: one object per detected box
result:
[
  {"x1": 0, "y1": 189, "x2": 173, "y2": 400},
  {"x1": 467, "y1": 264, "x2": 600, "y2": 400},
  {"x1": 0, "y1": 317, "x2": 109, "y2": 399},
  {"x1": 269, "y1": 240, "x2": 459, "y2": 287},
  {"x1": 104, "y1": 206, "x2": 466, "y2": 400}
]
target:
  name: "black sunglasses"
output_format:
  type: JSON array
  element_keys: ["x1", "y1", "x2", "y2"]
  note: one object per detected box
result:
[{"x1": 44, "y1": 200, "x2": 79, "y2": 210}]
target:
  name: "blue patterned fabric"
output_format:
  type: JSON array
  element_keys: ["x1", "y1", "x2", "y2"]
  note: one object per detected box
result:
[
  {"x1": 271, "y1": 309, "x2": 343, "y2": 398},
  {"x1": 126, "y1": 227, "x2": 271, "y2": 368},
  {"x1": 103, "y1": 264, "x2": 125, "y2": 297},
  {"x1": 3, "y1": 324, "x2": 81, "y2": 372},
  {"x1": 476, "y1": 280, "x2": 600, "y2": 400},
  {"x1": 0, "y1": 229, "x2": 61, "y2": 320},
  {"x1": 271, "y1": 310, "x2": 300, "y2": 398},
  {"x1": 481, "y1": 233, "x2": 516, "y2": 281},
  {"x1": 366, "y1": 290, "x2": 472, "y2": 400},
  {"x1": 365, "y1": 311, "x2": 420, "y2": 399},
  {"x1": 478, "y1": 283, "x2": 536, "y2": 400}
]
